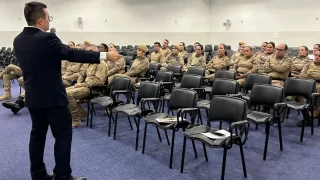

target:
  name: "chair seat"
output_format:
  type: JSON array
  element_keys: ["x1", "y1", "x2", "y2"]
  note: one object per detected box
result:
[
  {"x1": 196, "y1": 100, "x2": 210, "y2": 109},
  {"x1": 90, "y1": 96, "x2": 113, "y2": 107},
  {"x1": 184, "y1": 125, "x2": 233, "y2": 147},
  {"x1": 242, "y1": 95, "x2": 250, "y2": 101},
  {"x1": 285, "y1": 101, "x2": 307, "y2": 110},
  {"x1": 247, "y1": 111, "x2": 272, "y2": 123},
  {"x1": 114, "y1": 104, "x2": 141, "y2": 115},
  {"x1": 163, "y1": 94, "x2": 171, "y2": 100},
  {"x1": 204, "y1": 86, "x2": 211, "y2": 93},
  {"x1": 145, "y1": 113, "x2": 176, "y2": 129},
  {"x1": 175, "y1": 83, "x2": 181, "y2": 88}
]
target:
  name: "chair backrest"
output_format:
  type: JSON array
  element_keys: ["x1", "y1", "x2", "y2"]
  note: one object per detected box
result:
[
  {"x1": 250, "y1": 84, "x2": 284, "y2": 106},
  {"x1": 168, "y1": 88, "x2": 197, "y2": 110},
  {"x1": 180, "y1": 74, "x2": 202, "y2": 89},
  {"x1": 137, "y1": 82, "x2": 160, "y2": 103},
  {"x1": 167, "y1": 65, "x2": 182, "y2": 74},
  {"x1": 112, "y1": 76, "x2": 131, "y2": 91},
  {"x1": 208, "y1": 96, "x2": 247, "y2": 123},
  {"x1": 284, "y1": 78, "x2": 316, "y2": 100},
  {"x1": 204, "y1": 45, "x2": 212, "y2": 52},
  {"x1": 243, "y1": 73, "x2": 272, "y2": 91},
  {"x1": 149, "y1": 63, "x2": 161, "y2": 71},
  {"x1": 155, "y1": 71, "x2": 173, "y2": 82},
  {"x1": 124, "y1": 56, "x2": 133, "y2": 65},
  {"x1": 211, "y1": 78, "x2": 239, "y2": 95},
  {"x1": 215, "y1": 70, "x2": 236, "y2": 80},
  {"x1": 185, "y1": 67, "x2": 205, "y2": 76}
]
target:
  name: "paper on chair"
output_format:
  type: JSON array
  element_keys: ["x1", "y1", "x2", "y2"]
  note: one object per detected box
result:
[
  {"x1": 156, "y1": 117, "x2": 177, "y2": 123},
  {"x1": 201, "y1": 130, "x2": 231, "y2": 140}
]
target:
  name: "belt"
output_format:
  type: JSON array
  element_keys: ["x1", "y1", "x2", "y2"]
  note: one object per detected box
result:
[{"x1": 316, "y1": 80, "x2": 320, "y2": 83}]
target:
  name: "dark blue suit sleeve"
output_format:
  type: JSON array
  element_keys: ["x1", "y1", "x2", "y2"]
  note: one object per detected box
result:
[{"x1": 46, "y1": 33, "x2": 101, "y2": 64}]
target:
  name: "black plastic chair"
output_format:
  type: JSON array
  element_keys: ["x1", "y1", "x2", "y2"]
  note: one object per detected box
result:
[
  {"x1": 88, "y1": 76, "x2": 132, "y2": 132},
  {"x1": 167, "y1": 65, "x2": 183, "y2": 83},
  {"x1": 162, "y1": 74, "x2": 204, "y2": 113},
  {"x1": 197, "y1": 79, "x2": 240, "y2": 126},
  {"x1": 180, "y1": 96, "x2": 249, "y2": 180},
  {"x1": 113, "y1": 82, "x2": 162, "y2": 150},
  {"x1": 283, "y1": 78, "x2": 319, "y2": 142},
  {"x1": 246, "y1": 84, "x2": 286, "y2": 160},
  {"x1": 142, "y1": 88, "x2": 199, "y2": 168},
  {"x1": 185, "y1": 67, "x2": 205, "y2": 77}
]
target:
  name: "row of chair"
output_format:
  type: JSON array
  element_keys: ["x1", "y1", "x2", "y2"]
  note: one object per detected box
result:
[{"x1": 75, "y1": 65, "x2": 319, "y2": 179}]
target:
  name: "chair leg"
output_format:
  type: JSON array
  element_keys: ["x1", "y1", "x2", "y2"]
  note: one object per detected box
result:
[
  {"x1": 263, "y1": 123, "x2": 270, "y2": 160},
  {"x1": 191, "y1": 140, "x2": 198, "y2": 158},
  {"x1": 180, "y1": 136, "x2": 187, "y2": 173},
  {"x1": 221, "y1": 147, "x2": 228, "y2": 180},
  {"x1": 310, "y1": 110, "x2": 314, "y2": 135},
  {"x1": 277, "y1": 119, "x2": 283, "y2": 151},
  {"x1": 239, "y1": 139, "x2": 247, "y2": 178},
  {"x1": 128, "y1": 117, "x2": 133, "y2": 130},
  {"x1": 90, "y1": 103, "x2": 94, "y2": 128},
  {"x1": 197, "y1": 109, "x2": 203, "y2": 125},
  {"x1": 156, "y1": 126, "x2": 162, "y2": 142},
  {"x1": 219, "y1": 121, "x2": 222, "y2": 129},
  {"x1": 300, "y1": 110, "x2": 306, "y2": 142},
  {"x1": 162, "y1": 99, "x2": 165, "y2": 113},
  {"x1": 164, "y1": 130, "x2": 170, "y2": 145},
  {"x1": 202, "y1": 142, "x2": 208, "y2": 161},
  {"x1": 135, "y1": 117, "x2": 140, "y2": 151},
  {"x1": 169, "y1": 130, "x2": 176, "y2": 169},
  {"x1": 114, "y1": 112, "x2": 119, "y2": 140},
  {"x1": 86, "y1": 102, "x2": 91, "y2": 127},
  {"x1": 286, "y1": 108, "x2": 290, "y2": 119},
  {"x1": 107, "y1": 107, "x2": 112, "y2": 137},
  {"x1": 256, "y1": 124, "x2": 258, "y2": 130},
  {"x1": 142, "y1": 122, "x2": 148, "y2": 154}
]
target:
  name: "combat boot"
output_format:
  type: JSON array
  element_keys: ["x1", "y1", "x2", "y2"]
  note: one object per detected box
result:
[
  {"x1": 0, "y1": 91, "x2": 12, "y2": 101},
  {"x1": 2, "y1": 95, "x2": 25, "y2": 114}
]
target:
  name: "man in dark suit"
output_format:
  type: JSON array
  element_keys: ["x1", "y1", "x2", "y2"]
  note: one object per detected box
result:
[{"x1": 12, "y1": 2, "x2": 122, "y2": 180}]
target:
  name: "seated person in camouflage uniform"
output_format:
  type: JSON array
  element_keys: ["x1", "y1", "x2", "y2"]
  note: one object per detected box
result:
[
  {"x1": 205, "y1": 44, "x2": 230, "y2": 79},
  {"x1": 298, "y1": 50, "x2": 320, "y2": 125},
  {"x1": 150, "y1": 42, "x2": 165, "y2": 63},
  {"x1": 254, "y1": 42, "x2": 276, "y2": 74},
  {"x1": 263, "y1": 43, "x2": 292, "y2": 87},
  {"x1": 66, "y1": 45, "x2": 109, "y2": 128},
  {"x1": 178, "y1": 42, "x2": 187, "y2": 60},
  {"x1": 0, "y1": 64, "x2": 23, "y2": 101},
  {"x1": 161, "y1": 39, "x2": 171, "y2": 58},
  {"x1": 108, "y1": 45, "x2": 149, "y2": 87},
  {"x1": 160, "y1": 44, "x2": 184, "y2": 71},
  {"x1": 106, "y1": 43, "x2": 125, "y2": 84},
  {"x1": 291, "y1": 46, "x2": 311, "y2": 78},
  {"x1": 254, "y1": 42, "x2": 268, "y2": 59},
  {"x1": 232, "y1": 46, "x2": 256, "y2": 87},
  {"x1": 229, "y1": 42, "x2": 246, "y2": 69},
  {"x1": 183, "y1": 44, "x2": 206, "y2": 72}
]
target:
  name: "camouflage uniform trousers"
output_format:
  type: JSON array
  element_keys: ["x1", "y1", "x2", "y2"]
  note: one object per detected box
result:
[
  {"x1": 0, "y1": 64, "x2": 23, "y2": 100},
  {"x1": 108, "y1": 74, "x2": 137, "y2": 88},
  {"x1": 66, "y1": 86, "x2": 89, "y2": 125}
]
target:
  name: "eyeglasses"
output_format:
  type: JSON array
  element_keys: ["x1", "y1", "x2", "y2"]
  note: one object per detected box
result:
[
  {"x1": 196, "y1": 49, "x2": 201, "y2": 50},
  {"x1": 276, "y1": 48, "x2": 285, "y2": 51},
  {"x1": 49, "y1": 16, "x2": 53, "y2": 22}
]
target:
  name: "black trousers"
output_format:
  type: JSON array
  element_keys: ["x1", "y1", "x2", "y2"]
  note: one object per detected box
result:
[{"x1": 28, "y1": 105, "x2": 72, "y2": 180}]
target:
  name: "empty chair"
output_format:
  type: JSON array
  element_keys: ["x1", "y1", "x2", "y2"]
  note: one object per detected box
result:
[
  {"x1": 226, "y1": 45, "x2": 231, "y2": 50},
  {"x1": 167, "y1": 65, "x2": 183, "y2": 82},
  {"x1": 142, "y1": 88, "x2": 199, "y2": 168},
  {"x1": 127, "y1": 45, "x2": 133, "y2": 49},
  {"x1": 180, "y1": 96, "x2": 249, "y2": 180},
  {"x1": 215, "y1": 70, "x2": 236, "y2": 80},
  {"x1": 214, "y1": 45, "x2": 218, "y2": 51},
  {"x1": 204, "y1": 45, "x2": 212, "y2": 52},
  {"x1": 185, "y1": 67, "x2": 205, "y2": 76},
  {"x1": 247, "y1": 84, "x2": 286, "y2": 160},
  {"x1": 126, "y1": 50, "x2": 134, "y2": 56},
  {"x1": 186, "y1": 45, "x2": 193, "y2": 53},
  {"x1": 88, "y1": 76, "x2": 132, "y2": 132},
  {"x1": 114, "y1": 82, "x2": 162, "y2": 150},
  {"x1": 283, "y1": 78, "x2": 319, "y2": 141}
]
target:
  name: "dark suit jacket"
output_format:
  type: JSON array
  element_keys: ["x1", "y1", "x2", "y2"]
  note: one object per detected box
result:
[{"x1": 13, "y1": 27, "x2": 101, "y2": 108}]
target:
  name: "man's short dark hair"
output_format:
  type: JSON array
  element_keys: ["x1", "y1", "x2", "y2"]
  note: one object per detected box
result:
[
  {"x1": 164, "y1": 39, "x2": 169, "y2": 44},
  {"x1": 154, "y1": 42, "x2": 161, "y2": 47},
  {"x1": 284, "y1": 44, "x2": 288, "y2": 50},
  {"x1": 24, "y1": 1, "x2": 47, "y2": 26}
]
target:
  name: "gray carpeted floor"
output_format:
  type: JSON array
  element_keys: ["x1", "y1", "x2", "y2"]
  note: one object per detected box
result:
[{"x1": 0, "y1": 80, "x2": 320, "y2": 180}]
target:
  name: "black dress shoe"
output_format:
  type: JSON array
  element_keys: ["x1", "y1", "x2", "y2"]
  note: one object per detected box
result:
[{"x1": 2, "y1": 101, "x2": 23, "y2": 114}]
